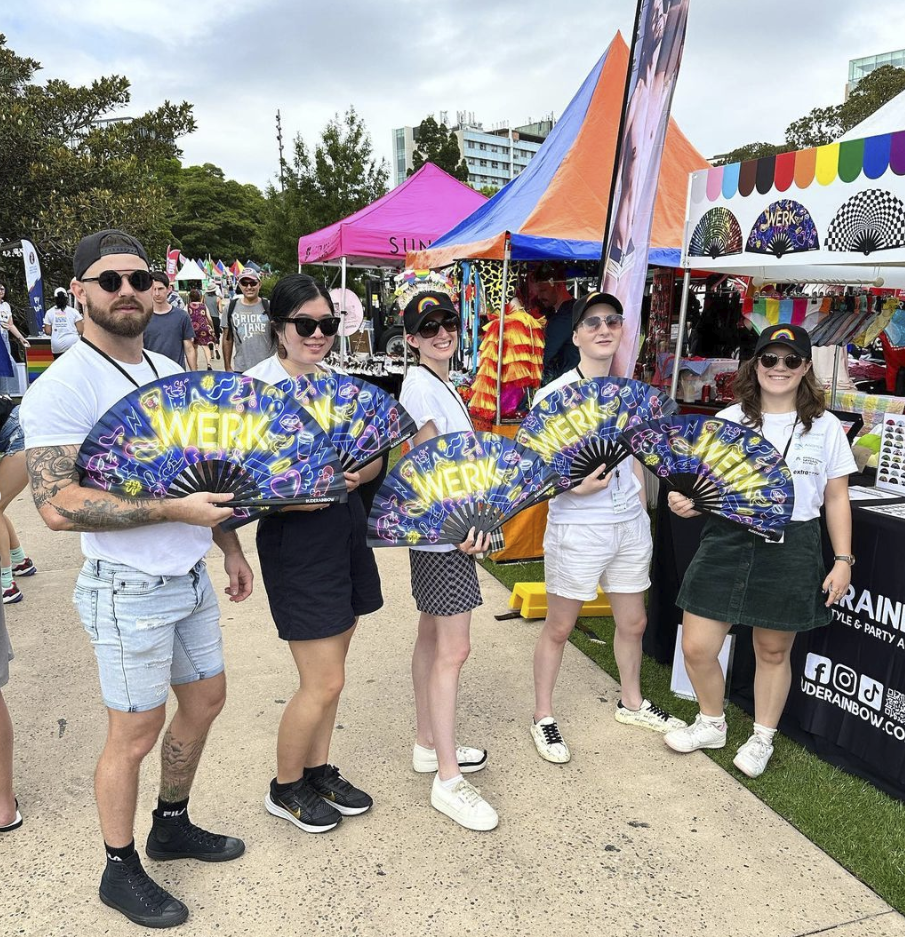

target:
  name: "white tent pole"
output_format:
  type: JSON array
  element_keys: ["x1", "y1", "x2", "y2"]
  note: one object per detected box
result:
[
  {"x1": 339, "y1": 256, "x2": 347, "y2": 367},
  {"x1": 670, "y1": 267, "x2": 692, "y2": 401},
  {"x1": 495, "y1": 235, "x2": 511, "y2": 425}
]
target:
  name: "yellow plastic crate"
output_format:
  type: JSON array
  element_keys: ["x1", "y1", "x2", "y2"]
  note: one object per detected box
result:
[{"x1": 508, "y1": 582, "x2": 612, "y2": 619}]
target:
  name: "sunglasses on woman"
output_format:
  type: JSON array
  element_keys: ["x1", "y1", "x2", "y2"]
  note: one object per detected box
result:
[
  {"x1": 273, "y1": 315, "x2": 341, "y2": 337},
  {"x1": 80, "y1": 270, "x2": 154, "y2": 293},
  {"x1": 418, "y1": 314, "x2": 460, "y2": 338},
  {"x1": 758, "y1": 352, "x2": 805, "y2": 370}
]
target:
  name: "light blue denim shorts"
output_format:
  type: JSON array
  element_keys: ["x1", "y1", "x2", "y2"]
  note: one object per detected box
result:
[
  {"x1": 73, "y1": 559, "x2": 224, "y2": 713},
  {"x1": 0, "y1": 407, "x2": 24, "y2": 460}
]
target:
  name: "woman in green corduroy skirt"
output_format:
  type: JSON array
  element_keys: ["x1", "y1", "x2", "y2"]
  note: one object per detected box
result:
[{"x1": 662, "y1": 325, "x2": 856, "y2": 778}]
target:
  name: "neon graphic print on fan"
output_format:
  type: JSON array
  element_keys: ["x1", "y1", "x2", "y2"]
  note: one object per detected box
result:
[{"x1": 76, "y1": 372, "x2": 348, "y2": 512}]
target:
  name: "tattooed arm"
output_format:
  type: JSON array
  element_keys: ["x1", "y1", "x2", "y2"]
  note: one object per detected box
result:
[{"x1": 26, "y1": 444, "x2": 236, "y2": 533}]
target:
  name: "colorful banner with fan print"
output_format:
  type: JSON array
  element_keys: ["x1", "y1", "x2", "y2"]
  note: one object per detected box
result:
[
  {"x1": 602, "y1": 0, "x2": 691, "y2": 377},
  {"x1": 683, "y1": 131, "x2": 905, "y2": 272}
]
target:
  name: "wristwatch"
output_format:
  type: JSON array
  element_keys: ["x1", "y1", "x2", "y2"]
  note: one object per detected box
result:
[{"x1": 833, "y1": 554, "x2": 856, "y2": 566}]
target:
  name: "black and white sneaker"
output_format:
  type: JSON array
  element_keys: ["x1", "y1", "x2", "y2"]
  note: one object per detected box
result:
[
  {"x1": 306, "y1": 765, "x2": 373, "y2": 816},
  {"x1": 265, "y1": 778, "x2": 343, "y2": 832},
  {"x1": 146, "y1": 811, "x2": 245, "y2": 862},
  {"x1": 530, "y1": 716, "x2": 571, "y2": 763},
  {"x1": 100, "y1": 852, "x2": 188, "y2": 928},
  {"x1": 615, "y1": 699, "x2": 687, "y2": 733}
]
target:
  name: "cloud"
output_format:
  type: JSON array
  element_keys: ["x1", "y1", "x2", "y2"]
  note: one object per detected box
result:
[{"x1": 4, "y1": 0, "x2": 903, "y2": 191}]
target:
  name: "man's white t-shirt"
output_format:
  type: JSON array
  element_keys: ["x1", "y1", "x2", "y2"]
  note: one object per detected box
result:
[
  {"x1": 533, "y1": 368, "x2": 644, "y2": 526},
  {"x1": 48, "y1": 306, "x2": 83, "y2": 354},
  {"x1": 20, "y1": 341, "x2": 213, "y2": 575},
  {"x1": 718, "y1": 405, "x2": 856, "y2": 522},
  {"x1": 399, "y1": 365, "x2": 474, "y2": 553}
]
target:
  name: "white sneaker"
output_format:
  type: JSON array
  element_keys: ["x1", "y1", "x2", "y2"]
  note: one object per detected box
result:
[
  {"x1": 430, "y1": 775, "x2": 499, "y2": 831},
  {"x1": 530, "y1": 717, "x2": 571, "y2": 763},
  {"x1": 412, "y1": 744, "x2": 487, "y2": 774},
  {"x1": 664, "y1": 714, "x2": 727, "y2": 753},
  {"x1": 733, "y1": 733, "x2": 774, "y2": 778},
  {"x1": 615, "y1": 699, "x2": 687, "y2": 733}
]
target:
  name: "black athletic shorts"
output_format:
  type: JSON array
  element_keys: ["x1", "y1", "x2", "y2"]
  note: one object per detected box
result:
[{"x1": 256, "y1": 491, "x2": 383, "y2": 641}]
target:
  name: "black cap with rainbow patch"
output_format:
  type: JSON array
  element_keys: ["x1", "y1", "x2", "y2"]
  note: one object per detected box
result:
[
  {"x1": 403, "y1": 291, "x2": 457, "y2": 334},
  {"x1": 754, "y1": 323, "x2": 812, "y2": 359}
]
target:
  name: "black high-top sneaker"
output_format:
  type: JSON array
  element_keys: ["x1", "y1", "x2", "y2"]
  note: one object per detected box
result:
[
  {"x1": 146, "y1": 809, "x2": 245, "y2": 862},
  {"x1": 99, "y1": 851, "x2": 189, "y2": 928}
]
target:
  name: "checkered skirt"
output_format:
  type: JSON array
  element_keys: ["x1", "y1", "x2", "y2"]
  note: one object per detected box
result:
[{"x1": 409, "y1": 549, "x2": 483, "y2": 617}]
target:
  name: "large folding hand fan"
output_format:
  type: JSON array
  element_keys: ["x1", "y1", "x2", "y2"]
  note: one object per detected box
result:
[
  {"x1": 689, "y1": 207, "x2": 743, "y2": 259},
  {"x1": 746, "y1": 199, "x2": 819, "y2": 258},
  {"x1": 273, "y1": 372, "x2": 416, "y2": 471},
  {"x1": 620, "y1": 415, "x2": 794, "y2": 540},
  {"x1": 367, "y1": 431, "x2": 558, "y2": 548},
  {"x1": 516, "y1": 377, "x2": 679, "y2": 493},
  {"x1": 77, "y1": 372, "x2": 348, "y2": 517}
]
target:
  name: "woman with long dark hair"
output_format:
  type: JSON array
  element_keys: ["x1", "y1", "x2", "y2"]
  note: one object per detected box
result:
[
  {"x1": 664, "y1": 324, "x2": 856, "y2": 778},
  {"x1": 244, "y1": 274, "x2": 384, "y2": 834}
]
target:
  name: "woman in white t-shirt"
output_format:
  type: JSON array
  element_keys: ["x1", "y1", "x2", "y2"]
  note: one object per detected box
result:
[
  {"x1": 245, "y1": 275, "x2": 384, "y2": 834},
  {"x1": 44, "y1": 288, "x2": 84, "y2": 356},
  {"x1": 665, "y1": 324, "x2": 856, "y2": 778},
  {"x1": 399, "y1": 291, "x2": 497, "y2": 833},
  {"x1": 0, "y1": 284, "x2": 29, "y2": 396}
]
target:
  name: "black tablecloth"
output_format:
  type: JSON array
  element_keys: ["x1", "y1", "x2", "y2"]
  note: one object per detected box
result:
[{"x1": 645, "y1": 491, "x2": 905, "y2": 800}]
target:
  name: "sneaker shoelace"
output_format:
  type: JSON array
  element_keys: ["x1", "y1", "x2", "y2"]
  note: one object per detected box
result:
[
  {"x1": 319, "y1": 765, "x2": 356, "y2": 794},
  {"x1": 644, "y1": 701, "x2": 674, "y2": 722},
  {"x1": 540, "y1": 721, "x2": 565, "y2": 746},
  {"x1": 452, "y1": 779, "x2": 482, "y2": 806},
  {"x1": 178, "y1": 820, "x2": 225, "y2": 849},
  {"x1": 126, "y1": 864, "x2": 177, "y2": 911},
  {"x1": 746, "y1": 734, "x2": 773, "y2": 756}
]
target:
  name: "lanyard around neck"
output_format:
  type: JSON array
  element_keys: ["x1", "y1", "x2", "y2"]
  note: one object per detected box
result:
[
  {"x1": 782, "y1": 418, "x2": 799, "y2": 463},
  {"x1": 81, "y1": 338, "x2": 160, "y2": 390},
  {"x1": 419, "y1": 364, "x2": 473, "y2": 427}
]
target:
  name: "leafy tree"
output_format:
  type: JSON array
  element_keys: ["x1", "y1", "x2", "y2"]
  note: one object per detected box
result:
[
  {"x1": 477, "y1": 183, "x2": 501, "y2": 197},
  {"x1": 408, "y1": 116, "x2": 470, "y2": 180},
  {"x1": 0, "y1": 33, "x2": 194, "y2": 304},
  {"x1": 718, "y1": 64, "x2": 905, "y2": 163},
  {"x1": 170, "y1": 163, "x2": 266, "y2": 261},
  {"x1": 714, "y1": 142, "x2": 786, "y2": 167},
  {"x1": 257, "y1": 106, "x2": 389, "y2": 275}
]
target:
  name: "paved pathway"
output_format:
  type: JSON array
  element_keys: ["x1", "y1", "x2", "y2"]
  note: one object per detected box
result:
[{"x1": 2, "y1": 494, "x2": 903, "y2": 937}]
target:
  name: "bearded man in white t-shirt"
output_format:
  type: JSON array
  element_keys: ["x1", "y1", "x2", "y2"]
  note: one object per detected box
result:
[
  {"x1": 529, "y1": 292, "x2": 686, "y2": 765},
  {"x1": 19, "y1": 229, "x2": 254, "y2": 930}
]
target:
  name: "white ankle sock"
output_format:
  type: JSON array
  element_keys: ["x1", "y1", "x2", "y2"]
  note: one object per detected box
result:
[
  {"x1": 414, "y1": 743, "x2": 435, "y2": 755},
  {"x1": 439, "y1": 773, "x2": 463, "y2": 791},
  {"x1": 700, "y1": 712, "x2": 726, "y2": 728},
  {"x1": 753, "y1": 722, "x2": 777, "y2": 742}
]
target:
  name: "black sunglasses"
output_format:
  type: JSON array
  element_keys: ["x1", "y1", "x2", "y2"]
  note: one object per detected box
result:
[
  {"x1": 758, "y1": 352, "x2": 806, "y2": 370},
  {"x1": 239, "y1": 279, "x2": 258, "y2": 287},
  {"x1": 81, "y1": 270, "x2": 153, "y2": 293},
  {"x1": 273, "y1": 315, "x2": 341, "y2": 337},
  {"x1": 418, "y1": 313, "x2": 460, "y2": 338}
]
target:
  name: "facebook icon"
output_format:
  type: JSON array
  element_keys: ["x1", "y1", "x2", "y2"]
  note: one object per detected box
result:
[{"x1": 804, "y1": 653, "x2": 832, "y2": 686}]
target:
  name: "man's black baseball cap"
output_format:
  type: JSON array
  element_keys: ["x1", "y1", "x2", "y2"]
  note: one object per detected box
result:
[
  {"x1": 74, "y1": 229, "x2": 150, "y2": 279},
  {"x1": 571, "y1": 291, "x2": 624, "y2": 329},
  {"x1": 403, "y1": 291, "x2": 457, "y2": 334},
  {"x1": 754, "y1": 323, "x2": 812, "y2": 358}
]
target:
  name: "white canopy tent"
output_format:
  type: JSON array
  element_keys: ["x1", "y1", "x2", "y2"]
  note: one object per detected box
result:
[
  {"x1": 673, "y1": 125, "x2": 905, "y2": 400},
  {"x1": 173, "y1": 258, "x2": 206, "y2": 282}
]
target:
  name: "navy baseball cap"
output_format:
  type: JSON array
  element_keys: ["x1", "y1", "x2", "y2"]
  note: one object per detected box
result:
[
  {"x1": 572, "y1": 291, "x2": 624, "y2": 329},
  {"x1": 754, "y1": 324, "x2": 812, "y2": 358},
  {"x1": 403, "y1": 291, "x2": 457, "y2": 334},
  {"x1": 73, "y1": 229, "x2": 149, "y2": 279}
]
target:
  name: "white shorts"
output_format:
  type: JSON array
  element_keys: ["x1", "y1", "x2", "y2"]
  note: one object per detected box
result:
[{"x1": 544, "y1": 513, "x2": 652, "y2": 602}]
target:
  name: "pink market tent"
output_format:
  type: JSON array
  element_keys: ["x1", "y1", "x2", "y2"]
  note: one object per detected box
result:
[{"x1": 297, "y1": 163, "x2": 488, "y2": 269}]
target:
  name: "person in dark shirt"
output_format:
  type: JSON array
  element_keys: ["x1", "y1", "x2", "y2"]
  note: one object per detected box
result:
[
  {"x1": 146, "y1": 272, "x2": 196, "y2": 368},
  {"x1": 534, "y1": 264, "x2": 579, "y2": 382}
]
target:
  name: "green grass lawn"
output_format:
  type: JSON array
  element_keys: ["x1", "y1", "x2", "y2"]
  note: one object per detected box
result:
[{"x1": 480, "y1": 555, "x2": 905, "y2": 913}]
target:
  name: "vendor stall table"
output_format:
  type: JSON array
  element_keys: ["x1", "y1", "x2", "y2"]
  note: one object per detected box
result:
[{"x1": 645, "y1": 489, "x2": 905, "y2": 801}]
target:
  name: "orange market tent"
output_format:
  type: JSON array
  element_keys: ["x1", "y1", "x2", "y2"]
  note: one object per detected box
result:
[{"x1": 409, "y1": 32, "x2": 708, "y2": 269}]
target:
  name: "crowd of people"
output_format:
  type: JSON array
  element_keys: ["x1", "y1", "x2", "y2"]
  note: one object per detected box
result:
[{"x1": 0, "y1": 228, "x2": 855, "y2": 930}]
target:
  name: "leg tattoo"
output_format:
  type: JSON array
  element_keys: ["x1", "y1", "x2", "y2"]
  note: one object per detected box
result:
[{"x1": 159, "y1": 727, "x2": 209, "y2": 803}]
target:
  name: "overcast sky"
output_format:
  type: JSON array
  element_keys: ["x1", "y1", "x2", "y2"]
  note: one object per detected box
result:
[{"x1": 6, "y1": 0, "x2": 905, "y2": 191}]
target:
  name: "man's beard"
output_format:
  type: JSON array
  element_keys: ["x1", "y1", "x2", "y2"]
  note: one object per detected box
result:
[{"x1": 84, "y1": 294, "x2": 153, "y2": 338}]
